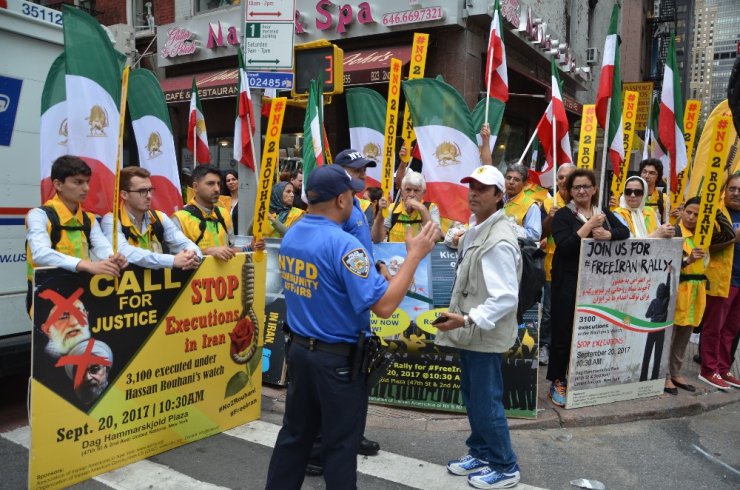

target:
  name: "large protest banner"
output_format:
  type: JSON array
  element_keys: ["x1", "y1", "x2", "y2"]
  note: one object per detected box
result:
[
  {"x1": 29, "y1": 255, "x2": 264, "y2": 489},
  {"x1": 566, "y1": 239, "x2": 682, "y2": 409},
  {"x1": 368, "y1": 244, "x2": 539, "y2": 419}
]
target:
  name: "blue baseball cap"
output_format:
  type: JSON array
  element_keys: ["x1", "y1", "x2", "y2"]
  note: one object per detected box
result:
[
  {"x1": 334, "y1": 149, "x2": 377, "y2": 169},
  {"x1": 305, "y1": 164, "x2": 365, "y2": 204}
]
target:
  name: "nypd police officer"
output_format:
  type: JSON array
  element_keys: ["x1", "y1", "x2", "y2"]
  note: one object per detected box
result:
[{"x1": 265, "y1": 165, "x2": 436, "y2": 489}]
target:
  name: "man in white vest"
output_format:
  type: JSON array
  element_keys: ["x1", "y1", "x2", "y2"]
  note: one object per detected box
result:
[{"x1": 434, "y1": 165, "x2": 522, "y2": 489}]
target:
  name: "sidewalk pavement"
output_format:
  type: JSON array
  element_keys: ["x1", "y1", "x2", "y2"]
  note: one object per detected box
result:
[{"x1": 260, "y1": 341, "x2": 740, "y2": 432}]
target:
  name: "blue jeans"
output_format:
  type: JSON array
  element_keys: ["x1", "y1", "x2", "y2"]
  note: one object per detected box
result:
[{"x1": 459, "y1": 350, "x2": 517, "y2": 471}]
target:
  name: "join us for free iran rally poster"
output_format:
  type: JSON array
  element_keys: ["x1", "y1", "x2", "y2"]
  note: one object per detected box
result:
[
  {"x1": 29, "y1": 255, "x2": 264, "y2": 489},
  {"x1": 566, "y1": 239, "x2": 682, "y2": 409}
]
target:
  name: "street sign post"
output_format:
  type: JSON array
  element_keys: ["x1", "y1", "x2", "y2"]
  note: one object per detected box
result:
[{"x1": 244, "y1": 0, "x2": 295, "y2": 70}]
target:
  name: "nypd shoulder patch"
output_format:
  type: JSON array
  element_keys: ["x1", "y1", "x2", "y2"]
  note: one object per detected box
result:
[{"x1": 342, "y1": 248, "x2": 370, "y2": 278}]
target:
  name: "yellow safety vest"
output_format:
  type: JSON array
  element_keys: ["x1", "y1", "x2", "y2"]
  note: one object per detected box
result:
[
  {"x1": 706, "y1": 204, "x2": 734, "y2": 298},
  {"x1": 543, "y1": 193, "x2": 567, "y2": 281},
  {"x1": 173, "y1": 200, "x2": 232, "y2": 251},
  {"x1": 504, "y1": 191, "x2": 536, "y2": 226},
  {"x1": 119, "y1": 209, "x2": 166, "y2": 253},
  {"x1": 388, "y1": 201, "x2": 436, "y2": 243},
  {"x1": 263, "y1": 207, "x2": 304, "y2": 238},
  {"x1": 675, "y1": 223, "x2": 708, "y2": 327},
  {"x1": 26, "y1": 195, "x2": 94, "y2": 280},
  {"x1": 524, "y1": 182, "x2": 550, "y2": 204},
  {"x1": 358, "y1": 198, "x2": 372, "y2": 213},
  {"x1": 644, "y1": 189, "x2": 667, "y2": 220},
  {"x1": 612, "y1": 207, "x2": 659, "y2": 237}
]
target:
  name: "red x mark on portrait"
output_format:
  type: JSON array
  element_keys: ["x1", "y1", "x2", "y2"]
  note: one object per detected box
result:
[
  {"x1": 38, "y1": 288, "x2": 86, "y2": 332},
  {"x1": 55, "y1": 339, "x2": 112, "y2": 390}
]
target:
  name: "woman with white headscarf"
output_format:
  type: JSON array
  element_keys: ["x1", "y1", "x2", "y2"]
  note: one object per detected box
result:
[{"x1": 614, "y1": 176, "x2": 675, "y2": 238}]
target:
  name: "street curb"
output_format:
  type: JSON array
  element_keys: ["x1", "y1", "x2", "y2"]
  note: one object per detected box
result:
[{"x1": 261, "y1": 385, "x2": 740, "y2": 432}]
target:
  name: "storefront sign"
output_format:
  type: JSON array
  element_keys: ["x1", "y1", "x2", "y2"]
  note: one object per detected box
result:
[
  {"x1": 566, "y1": 239, "x2": 682, "y2": 409},
  {"x1": 206, "y1": 20, "x2": 240, "y2": 49},
  {"x1": 500, "y1": 0, "x2": 521, "y2": 28},
  {"x1": 577, "y1": 105, "x2": 597, "y2": 170},
  {"x1": 29, "y1": 259, "x2": 264, "y2": 489},
  {"x1": 381, "y1": 7, "x2": 445, "y2": 27},
  {"x1": 307, "y1": 0, "x2": 375, "y2": 34},
  {"x1": 160, "y1": 27, "x2": 197, "y2": 58}
]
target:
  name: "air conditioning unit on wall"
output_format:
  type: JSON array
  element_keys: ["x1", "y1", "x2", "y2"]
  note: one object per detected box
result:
[{"x1": 586, "y1": 47, "x2": 599, "y2": 65}]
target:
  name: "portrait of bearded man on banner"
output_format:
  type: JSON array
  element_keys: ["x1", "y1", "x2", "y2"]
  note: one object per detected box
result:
[{"x1": 36, "y1": 286, "x2": 91, "y2": 359}]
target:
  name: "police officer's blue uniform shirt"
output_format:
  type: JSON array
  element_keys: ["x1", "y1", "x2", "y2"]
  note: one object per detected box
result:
[
  {"x1": 280, "y1": 214, "x2": 387, "y2": 343},
  {"x1": 343, "y1": 197, "x2": 373, "y2": 259}
]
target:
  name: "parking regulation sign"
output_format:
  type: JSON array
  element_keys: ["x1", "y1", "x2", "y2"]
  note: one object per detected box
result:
[{"x1": 244, "y1": 0, "x2": 295, "y2": 70}]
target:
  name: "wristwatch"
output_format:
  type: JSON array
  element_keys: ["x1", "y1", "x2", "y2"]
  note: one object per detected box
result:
[{"x1": 463, "y1": 314, "x2": 475, "y2": 329}]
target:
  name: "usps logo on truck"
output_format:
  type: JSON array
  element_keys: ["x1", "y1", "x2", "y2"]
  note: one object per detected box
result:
[{"x1": 0, "y1": 75, "x2": 23, "y2": 147}]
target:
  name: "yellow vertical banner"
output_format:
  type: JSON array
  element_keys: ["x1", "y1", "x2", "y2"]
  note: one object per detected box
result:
[
  {"x1": 610, "y1": 91, "x2": 639, "y2": 199},
  {"x1": 670, "y1": 100, "x2": 702, "y2": 215},
  {"x1": 253, "y1": 97, "x2": 287, "y2": 243},
  {"x1": 622, "y1": 82, "x2": 654, "y2": 131},
  {"x1": 694, "y1": 115, "x2": 733, "y2": 253},
  {"x1": 577, "y1": 104, "x2": 597, "y2": 169},
  {"x1": 382, "y1": 59, "x2": 403, "y2": 217},
  {"x1": 112, "y1": 64, "x2": 131, "y2": 255},
  {"x1": 399, "y1": 33, "x2": 429, "y2": 164}
]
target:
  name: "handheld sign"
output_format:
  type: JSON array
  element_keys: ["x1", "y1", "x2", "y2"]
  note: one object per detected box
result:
[
  {"x1": 610, "y1": 91, "x2": 639, "y2": 202},
  {"x1": 252, "y1": 97, "x2": 287, "y2": 260},
  {"x1": 670, "y1": 100, "x2": 701, "y2": 223},
  {"x1": 381, "y1": 59, "x2": 403, "y2": 218},
  {"x1": 399, "y1": 33, "x2": 429, "y2": 164},
  {"x1": 577, "y1": 105, "x2": 597, "y2": 170}
]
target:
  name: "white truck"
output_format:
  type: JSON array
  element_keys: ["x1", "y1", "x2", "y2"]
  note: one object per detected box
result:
[{"x1": 0, "y1": 1, "x2": 64, "y2": 375}]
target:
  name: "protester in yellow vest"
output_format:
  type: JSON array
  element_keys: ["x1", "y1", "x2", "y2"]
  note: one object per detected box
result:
[
  {"x1": 613, "y1": 176, "x2": 675, "y2": 238},
  {"x1": 372, "y1": 169, "x2": 442, "y2": 243},
  {"x1": 173, "y1": 165, "x2": 262, "y2": 260},
  {"x1": 252, "y1": 181, "x2": 304, "y2": 238},
  {"x1": 665, "y1": 197, "x2": 706, "y2": 395},
  {"x1": 503, "y1": 164, "x2": 541, "y2": 241},
  {"x1": 537, "y1": 163, "x2": 575, "y2": 366},
  {"x1": 699, "y1": 173, "x2": 740, "y2": 391},
  {"x1": 102, "y1": 167, "x2": 202, "y2": 270},
  {"x1": 25, "y1": 156, "x2": 127, "y2": 310},
  {"x1": 639, "y1": 158, "x2": 675, "y2": 223}
]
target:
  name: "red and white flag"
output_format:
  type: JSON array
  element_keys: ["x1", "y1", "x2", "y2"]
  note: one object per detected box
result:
[
  {"x1": 234, "y1": 47, "x2": 255, "y2": 170},
  {"x1": 535, "y1": 60, "x2": 572, "y2": 187},
  {"x1": 188, "y1": 77, "x2": 210, "y2": 164},
  {"x1": 595, "y1": 4, "x2": 625, "y2": 173},
  {"x1": 484, "y1": 0, "x2": 508, "y2": 102},
  {"x1": 658, "y1": 36, "x2": 687, "y2": 189}
]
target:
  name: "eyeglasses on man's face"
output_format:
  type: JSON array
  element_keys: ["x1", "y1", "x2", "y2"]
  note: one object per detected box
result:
[{"x1": 126, "y1": 187, "x2": 155, "y2": 197}]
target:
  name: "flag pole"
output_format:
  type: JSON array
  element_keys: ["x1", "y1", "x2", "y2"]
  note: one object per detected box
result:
[
  {"x1": 111, "y1": 63, "x2": 131, "y2": 256},
  {"x1": 552, "y1": 98, "x2": 557, "y2": 197},
  {"x1": 643, "y1": 92, "x2": 655, "y2": 161},
  {"x1": 598, "y1": 97, "x2": 612, "y2": 210},
  {"x1": 484, "y1": 12, "x2": 494, "y2": 126},
  {"x1": 517, "y1": 102, "x2": 552, "y2": 165}
]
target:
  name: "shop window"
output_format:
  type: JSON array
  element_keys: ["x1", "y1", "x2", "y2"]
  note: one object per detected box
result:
[{"x1": 195, "y1": 0, "x2": 241, "y2": 14}]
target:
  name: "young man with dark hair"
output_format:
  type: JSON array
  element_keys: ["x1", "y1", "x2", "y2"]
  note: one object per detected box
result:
[
  {"x1": 102, "y1": 166, "x2": 201, "y2": 269},
  {"x1": 172, "y1": 165, "x2": 262, "y2": 260},
  {"x1": 639, "y1": 158, "x2": 670, "y2": 221},
  {"x1": 26, "y1": 156, "x2": 127, "y2": 310}
]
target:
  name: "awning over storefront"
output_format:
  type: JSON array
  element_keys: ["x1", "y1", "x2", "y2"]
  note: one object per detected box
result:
[{"x1": 160, "y1": 45, "x2": 412, "y2": 103}]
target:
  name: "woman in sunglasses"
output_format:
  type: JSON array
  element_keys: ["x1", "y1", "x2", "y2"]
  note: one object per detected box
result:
[{"x1": 614, "y1": 176, "x2": 675, "y2": 238}]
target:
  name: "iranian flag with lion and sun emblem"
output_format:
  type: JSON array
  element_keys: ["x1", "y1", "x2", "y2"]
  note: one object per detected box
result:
[
  {"x1": 402, "y1": 78, "x2": 481, "y2": 223},
  {"x1": 62, "y1": 5, "x2": 121, "y2": 216},
  {"x1": 346, "y1": 87, "x2": 386, "y2": 187},
  {"x1": 39, "y1": 54, "x2": 68, "y2": 204}
]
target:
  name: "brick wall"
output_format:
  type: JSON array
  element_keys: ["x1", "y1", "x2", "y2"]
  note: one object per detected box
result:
[{"x1": 93, "y1": 0, "x2": 174, "y2": 27}]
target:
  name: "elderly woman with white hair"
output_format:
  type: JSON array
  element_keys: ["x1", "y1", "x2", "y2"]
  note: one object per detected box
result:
[{"x1": 372, "y1": 169, "x2": 442, "y2": 242}]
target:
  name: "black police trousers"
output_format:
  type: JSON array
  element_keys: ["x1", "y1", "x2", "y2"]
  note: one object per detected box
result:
[{"x1": 265, "y1": 341, "x2": 368, "y2": 490}]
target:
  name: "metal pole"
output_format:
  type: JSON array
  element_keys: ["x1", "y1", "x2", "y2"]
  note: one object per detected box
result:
[{"x1": 598, "y1": 98, "x2": 612, "y2": 209}]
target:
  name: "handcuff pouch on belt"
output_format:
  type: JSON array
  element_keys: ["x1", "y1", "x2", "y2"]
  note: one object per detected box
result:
[{"x1": 353, "y1": 333, "x2": 399, "y2": 388}]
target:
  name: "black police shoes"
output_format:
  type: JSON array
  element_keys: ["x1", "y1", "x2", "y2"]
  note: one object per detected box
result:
[{"x1": 359, "y1": 436, "x2": 380, "y2": 456}]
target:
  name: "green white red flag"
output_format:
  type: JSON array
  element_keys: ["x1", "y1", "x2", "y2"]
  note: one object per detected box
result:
[
  {"x1": 657, "y1": 36, "x2": 687, "y2": 189},
  {"x1": 62, "y1": 5, "x2": 121, "y2": 215},
  {"x1": 485, "y1": 0, "x2": 508, "y2": 102},
  {"x1": 472, "y1": 97, "x2": 505, "y2": 152},
  {"x1": 595, "y1": 4, "x2": 624, "y2": 173},
  {"x1": 40, "y1": 54, "x2": 67, "y2": 203},
  {"x1": 128, "y1": 69, "x2": 183, "y2": 214},
  {"x1": 346, "y1": 87, "x2": 386, "y2": 187},
  {"x1": 234, "y1": 47, "x2": 255, "y2": 170},
  {"x1": 301, "y1": 79, "x2": 325, "y2": 203},
  {"x1": 402, "y1": 78, "x2": 481, "y2": 223},
  {"x1": 188, "y1": 77, "x2": 210, "y2": 164},
  {"x1": 535, "y1": 59, "x2": 573, "y2": 187}
]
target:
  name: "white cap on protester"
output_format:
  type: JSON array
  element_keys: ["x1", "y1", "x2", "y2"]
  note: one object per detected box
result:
[{"x1": 460, "y1": 165, "x2": 505, "y2": 191}]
